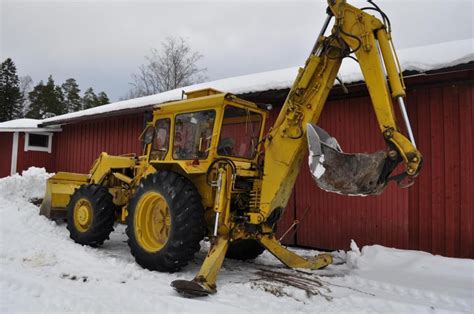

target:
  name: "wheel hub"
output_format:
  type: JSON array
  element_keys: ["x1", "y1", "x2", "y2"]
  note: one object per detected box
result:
[
  {"x1": 73, "y1": 199, "x2": 92, "y2": 232},
  {"x1": 134, "y1": 192, "x2": 171, "y2": 253},
  {"x1": 77, "y1": 206, "x2": 90, "y2": 224}
]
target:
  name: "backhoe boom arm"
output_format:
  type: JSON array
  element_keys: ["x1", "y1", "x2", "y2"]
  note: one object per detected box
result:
[{"x1": 258, "y1": 0, "x2": 422, "y2": 222}]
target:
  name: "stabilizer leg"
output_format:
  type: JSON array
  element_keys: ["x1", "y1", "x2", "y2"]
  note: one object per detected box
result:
[
  {"x1": 171, "y1": 165, "x2": 232, "y2": 297},
  {"x1": 259, "y1": 234, "x2": 332, "y2": 269},
  {"x1": 171, "y1": 236, "x2": 229, "y2": 297}
]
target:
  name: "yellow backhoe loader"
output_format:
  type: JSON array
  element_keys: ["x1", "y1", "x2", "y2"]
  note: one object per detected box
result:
[{"x1": 40, "y1": 0, "x2": 422, "y2": 297}]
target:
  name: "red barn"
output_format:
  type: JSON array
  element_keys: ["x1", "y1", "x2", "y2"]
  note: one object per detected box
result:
[{"x1": 1, "y1": 39, "x2": 472, "y2": 258}]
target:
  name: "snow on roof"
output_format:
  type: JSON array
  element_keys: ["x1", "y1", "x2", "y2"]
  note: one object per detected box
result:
[
  {"x1": 38, "y1": 38, "x2": 472, "y2": 126},
  {"x1": 0, "y1": 118, "x2": 61, "y2": 132},
  {"x1": 0, "y1": 118, "x2": 41, "y2": 129}
]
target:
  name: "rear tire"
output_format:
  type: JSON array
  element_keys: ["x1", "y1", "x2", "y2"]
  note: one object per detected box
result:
[
  {"x1": 226, "y1": 239, "x2": 265, "y2": 260},
  {"x1": 66, "y1": 184, "x2": 115, "y2": 246},
  {"x1": 126, "y1": 171, "x2": 205, "y2": 272}
]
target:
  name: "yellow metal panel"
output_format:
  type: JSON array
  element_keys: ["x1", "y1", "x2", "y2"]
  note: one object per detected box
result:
[
  {"x1": 185, "y1": 88, "x2": 223, "y2": 99},
  {"x1": 89, "y1": 153, "x2": 136, "y2": 184}
]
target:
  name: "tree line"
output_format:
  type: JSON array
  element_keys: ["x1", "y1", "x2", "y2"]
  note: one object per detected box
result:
[{"x1": 0, "y1": 58, "x2": 109, "y2": 122}]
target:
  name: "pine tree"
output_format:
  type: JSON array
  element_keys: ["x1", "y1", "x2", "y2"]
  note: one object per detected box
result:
[
  {"x1": 0, "y1": 58, "x2": 23, "y2": 122},
  {"x1": 82, "y1": 87, "x2": 98, "y2": 110},
  {"x1": 26, "y1": 81, "x2": 45, "y2": 119},
  {"x1": 26, "y1": 75, "x2": 66, "y2": 118},
  {"x1": 52, "y1": 83, "x2": 65, "y2": 115},
  {"x1": 62, "y1": 78, "x2": 82, "y2": 112},
  {"x1": 96, "y1": 91, "x2": 109, "y2": 106}
]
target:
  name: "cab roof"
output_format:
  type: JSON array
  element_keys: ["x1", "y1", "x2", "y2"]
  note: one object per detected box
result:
[{"x1": 152, "y1": 88, "x2": 262, "y2": 114}]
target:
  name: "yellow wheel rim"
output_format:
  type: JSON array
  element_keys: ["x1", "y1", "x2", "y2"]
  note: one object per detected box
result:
[
  {"x1": 134, "y1": 191, "x2": 171, "y2": 253},
  {"x1": 73, "y1": 198, "x2": 93, "y2": 232}
]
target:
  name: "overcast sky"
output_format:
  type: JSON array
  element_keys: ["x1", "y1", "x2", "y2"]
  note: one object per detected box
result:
[{"x1": 1, "y1": 0, "x2": 473, "y2": 101}]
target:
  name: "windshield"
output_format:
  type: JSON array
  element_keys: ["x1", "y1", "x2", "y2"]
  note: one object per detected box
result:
[
  {"x1": 173, "y1": 110, "x2": 216, "y2": 160},
  {"x1": 218, "y1": 106, "x2": 262, "y2": 159},
  {"x1": 150, "y1": 118, "x2": 170, "y2": 160}
]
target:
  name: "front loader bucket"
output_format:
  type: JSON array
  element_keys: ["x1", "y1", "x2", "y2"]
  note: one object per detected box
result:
[
  {"x1": 39, "y1": 172, "x2": 89, "y2": 219},
  {"x1": 306, "y1": 124, "x2": 389, "y2": 196}
]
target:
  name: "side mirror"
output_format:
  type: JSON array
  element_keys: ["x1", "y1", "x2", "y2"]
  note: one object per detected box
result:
[{"x1": 139, "y1": 125, "x2": 156, "y2": 145}]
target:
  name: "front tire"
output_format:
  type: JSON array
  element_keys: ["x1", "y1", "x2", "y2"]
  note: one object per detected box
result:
[
  {"x1": 126, "y1": 171, "x2": 205, "y2": 272},
  {"x1": 66, "y1": 184, "x2": 116, "y2": 246}
]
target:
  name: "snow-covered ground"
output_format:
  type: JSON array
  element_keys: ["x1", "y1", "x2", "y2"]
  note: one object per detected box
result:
[{"x1": 1, "y1": 168, "x2": 473, "y2": 313}]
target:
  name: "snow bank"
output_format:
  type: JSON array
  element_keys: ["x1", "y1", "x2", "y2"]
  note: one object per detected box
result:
[
  {"x1": 39, "y1": 38, "x2": 473, "y2": 126},
  {"x1": 0, "y1": 170, "x2": 473, "y2": 312},
  {"x1": 354, "y1": 244, "x2": 474, "y2": 301},
  {"x1": 0, "y1": 167, "x2": 52, "y2": 201}
]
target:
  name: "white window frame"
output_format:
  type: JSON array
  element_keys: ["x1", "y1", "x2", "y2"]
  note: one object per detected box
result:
[
  {"x1": 24, "y1": 132, "x2": 53, "y2": 153},
  {"x1": 11, "y1": 132, "x2": 19, "y2": 175}
]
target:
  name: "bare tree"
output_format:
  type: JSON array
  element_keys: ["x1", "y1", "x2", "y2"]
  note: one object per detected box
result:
[{"x1": 126, "y1": 37, "x2": 206, "y2": 98}]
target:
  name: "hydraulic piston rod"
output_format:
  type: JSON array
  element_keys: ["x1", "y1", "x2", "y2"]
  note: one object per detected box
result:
[
  {"x1": 311, "y1": 13, "x2": 333, "y2": 55},
  {"x1": 397, "y1": 97, "x2": 417, "y2": 148}
]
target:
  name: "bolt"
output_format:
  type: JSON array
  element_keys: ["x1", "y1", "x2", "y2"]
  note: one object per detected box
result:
[{"x1": 388, "y1": 150, "x2": 398, "y2": 159}]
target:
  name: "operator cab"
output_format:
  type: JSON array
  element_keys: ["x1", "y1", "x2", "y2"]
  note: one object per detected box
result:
[
  {"x1": 218, "y1": 105, "x2": 262, "y2": 159},
  {"x1": 142, "y1": 88, "x2": 267, "y2": 172}
]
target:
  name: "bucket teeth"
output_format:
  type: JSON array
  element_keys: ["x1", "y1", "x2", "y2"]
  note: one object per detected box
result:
[{"x1": 307, "y1": 123, "x2": 388, "y2": 196}]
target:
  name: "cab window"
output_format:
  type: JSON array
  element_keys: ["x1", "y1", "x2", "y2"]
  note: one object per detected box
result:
[
  {"x1": 150, "y1": 118, "x2": 170, "y2": 160},
  {"x1": 218, "y1": 106, "x2": 262, "y2": 159},
  {"x1": 173, "y1": 110, "x2": 216, "y2": 160}
]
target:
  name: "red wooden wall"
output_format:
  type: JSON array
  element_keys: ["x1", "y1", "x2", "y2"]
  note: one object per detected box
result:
[
  {"x1": 275, "y1": 79, "x2": 473, "y2": 258},
  {"x1": 407, "y1": 82, "x2": 473, "y2": 258},
  {"x1": 16, "y1": 133, "x2": 54, "y2": 174},
  {"x1": 270, "y1": 97, "x2": 410, "y2": 250},
  {"x1": 54, "y1": 114, "x2": 144, "y2": 173},
  {"x1": 0, "y1": 133, "x2": 13, "y2": 177},
  {"x1": 300, "y1": 99, "x2": 409, "y2": 250},
  {"x1": 0, "y1": 132, "x2": 54, "y2": 177}
]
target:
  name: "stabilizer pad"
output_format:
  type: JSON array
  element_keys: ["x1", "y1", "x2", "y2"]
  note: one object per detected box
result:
[{"x1": 171, "y1": 280, "x2": 214, "y2": 298}]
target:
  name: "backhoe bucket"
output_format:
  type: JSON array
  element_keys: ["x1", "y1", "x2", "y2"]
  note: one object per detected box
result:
[
  {"x1": 306, "y1": 124, "x2": 388, "y2": 196},
  {"x1": 39, "y1": 172, "x2": 89, "y2": 219}
]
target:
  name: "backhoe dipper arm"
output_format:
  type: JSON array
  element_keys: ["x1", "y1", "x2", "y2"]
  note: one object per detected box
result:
[{"x1": 257, "y1": 0, "x2": 422, "y2": 222}]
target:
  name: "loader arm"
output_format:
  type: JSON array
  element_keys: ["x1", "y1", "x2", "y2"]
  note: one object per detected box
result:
[{"x1": 258, "y1": 0, "x2": 422, "y2": 222}]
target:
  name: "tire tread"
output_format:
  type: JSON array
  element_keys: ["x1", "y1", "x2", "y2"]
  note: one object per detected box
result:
[
  {"x1": 66, "y1": 184, "x2": 115, "y2": 247},
  {"x1": 126, "y1": 171, "x2": 205, "y2": 272}
]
